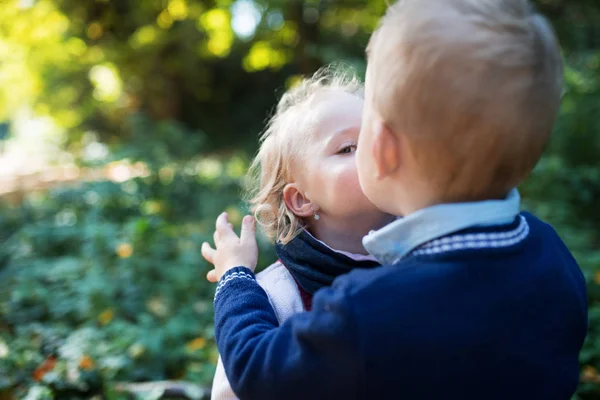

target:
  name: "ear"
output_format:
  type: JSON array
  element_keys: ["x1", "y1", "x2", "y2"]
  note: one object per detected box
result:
[
  {"x1": 283, "y1": 183, "x2": 314, "y2": 218},
  {"x1": 372, "y1": 121, "x2": 400, "y2": 180}
]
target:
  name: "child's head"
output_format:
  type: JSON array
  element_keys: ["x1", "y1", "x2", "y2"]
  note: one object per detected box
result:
[
  {"x1": 357, "y1": 0, "x2": 563, "y2": 216},
  {"x1": 249, "y1": 67, "x2": 391, "y2": 246}
]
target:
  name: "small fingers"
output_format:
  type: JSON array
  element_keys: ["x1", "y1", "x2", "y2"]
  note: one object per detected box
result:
[
  {"x1": 201, "y1": 242, "x2": 216, "y2": 264},
  {"x1": 240, "y1": 215, "x2": 256, "y2": 244},
  {"x1": 216, "y1": 212, "x2": 238, "y2": 241},
  {"x1": 206, "y1": 269, "x2": 218, "y2": 283},
  {"x1": 213, "y1": 230, "x2": 220, "y2": 245}
]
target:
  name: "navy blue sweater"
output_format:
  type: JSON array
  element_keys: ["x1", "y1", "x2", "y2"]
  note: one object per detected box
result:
[{"x1": 213, "y1": 213, "x2": 587, "y2": 399}]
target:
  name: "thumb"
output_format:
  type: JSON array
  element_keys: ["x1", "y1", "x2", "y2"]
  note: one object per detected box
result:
[{"x1": 240, "y1": 215, "x2": 256, "y2": 244}]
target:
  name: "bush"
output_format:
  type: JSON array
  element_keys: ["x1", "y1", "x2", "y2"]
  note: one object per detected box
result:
[
  {"x1": 520, "y1": 60, "x2": 600, "y2": 400},
  {"x1": 0, "y1": 163, "x2": 275, "y2": 399}
]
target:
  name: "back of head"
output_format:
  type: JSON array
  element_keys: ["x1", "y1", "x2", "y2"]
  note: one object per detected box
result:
[{"x1": 368, "y1": 0, "x2": 563, "y2": 201}]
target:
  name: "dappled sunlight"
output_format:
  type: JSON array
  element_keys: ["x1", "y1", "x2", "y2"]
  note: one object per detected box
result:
[
  {"x1": 130, "y1": 25, "x2": 160, "y2": 48},
  {"x1": 0, "y1": 1, "x2": 71, "y2": 119},
  {"x1": 243, "y1": 40, "x2": 289, "y2": 71},
  {"x1": 0, "y1": 108, "x2": 68, "y2": 177},
  {"x1": 0, "y1": 0, "x2": 597, "y2": 397},
  {"x1": 231, "y1": 0, "x2": 262, "y2": 39},
  {"x1": 0, "y1": 40, "x2": 37, "y2": 120},
  {"x1": 64, "y1": 37, "x2": 87, "y2": 57},
  {"x1": 168, "y1": 0, "x2": 189, "y2": 20},
  {"x1": 199, "y1": 8, "x2": 234, "y2": 57},
  {"x1": 53, "y1": 108, "x2": 82, "y2": 128},
  {"x1": 196, "y1": 157, "x2": 224, "y2": 180},
  {"x1": 157, "y1": 8, "x2": 174, "y2": 29},
  {"x1": 89, "y1": 64, "x2": 123, "y2": 103}
]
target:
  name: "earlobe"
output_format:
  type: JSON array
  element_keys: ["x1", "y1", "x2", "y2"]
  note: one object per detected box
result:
[
  {"x1": 372, "y1": 122, "x2": 400, "y2": 180},
  {"x1": 283, "y1": 184, "x2": 313, "y2": 218}
]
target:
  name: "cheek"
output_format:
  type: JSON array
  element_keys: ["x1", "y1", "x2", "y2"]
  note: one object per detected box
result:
[
  {"x1": 356, "y1": 147, "x2": 379, "y2": 204},
  {"x1": 356, "y1": 146, "x2": 368, "y2": 184},
  {"x1": 357, "y1": 126, "x2": 374, "y2": 180},
  {"x1": 357, "y1": 145, "x2": 375, "y2": 182},
  {"x1": 338, "y1": 164, "x2": 361, "y2": 189},
  {"x1": 329, "y1": 160, "x2": 370, "y2": 204}
]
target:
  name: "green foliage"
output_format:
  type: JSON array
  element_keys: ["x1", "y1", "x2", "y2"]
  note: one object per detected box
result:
[
  {"x1": 520, "y1": 54, "x2": 600, "y2": 399},
  {"x1": 0, "y1": 0, "x2": 382, "y2": 153},
  {"x1": 0, "y1": 0, "x2": 599, "y2": 398},
  {"x1": 0, "y1": 154, "x2": 276, "y2": 398}
]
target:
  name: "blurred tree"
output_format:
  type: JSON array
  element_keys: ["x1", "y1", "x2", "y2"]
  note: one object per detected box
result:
[
  {"x1": 0, "y1": 0, "x2": 599, "y2": 398},
  {"x1": 0, "y1": 0, "x2": 387, "y2": 157},
  {"x1": 0, "y1": 0, "x2": 597, "y2": 156}
]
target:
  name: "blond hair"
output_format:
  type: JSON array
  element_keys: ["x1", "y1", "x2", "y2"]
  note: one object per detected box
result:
[
  {"x1": 368, "y1": 0, "x2": 563, "y2": 201},
  {"x1": 247, "y1": 66, "x2": 363, "y2": 244}
]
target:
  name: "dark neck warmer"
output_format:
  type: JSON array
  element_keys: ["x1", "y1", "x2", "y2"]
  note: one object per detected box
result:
[{"x1": 275, "y1": 230, "x2": 381, "y2": 295}]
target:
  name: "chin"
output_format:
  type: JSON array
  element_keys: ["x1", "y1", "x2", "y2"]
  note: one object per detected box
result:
[
  {"x1": 380, "y1": 204, "x2": 402, "y2": 218},
  {"x1": 371, "y1": 197, "x2": 401, "y2": 219},
  {"x1": 360, "y1": 187, "x2": 386, "y2": 213}
]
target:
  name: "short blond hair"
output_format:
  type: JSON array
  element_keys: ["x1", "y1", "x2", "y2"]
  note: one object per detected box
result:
[
  {"x1": 247, "y1": 66, "x2": 363, "y2": 244},
  {"x1": 368, "y1": 0, "x2": 563, "y2": 200}
]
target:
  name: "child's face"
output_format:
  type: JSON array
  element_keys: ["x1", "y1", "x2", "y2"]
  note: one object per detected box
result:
[{"x1": 296, "y1": 90, "x2": 389, "y2": 229}]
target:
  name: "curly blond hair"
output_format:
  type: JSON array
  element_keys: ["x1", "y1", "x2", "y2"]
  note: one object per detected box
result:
[{"x1": 247, "y1": 66, "x2": 363, "y2": 244}]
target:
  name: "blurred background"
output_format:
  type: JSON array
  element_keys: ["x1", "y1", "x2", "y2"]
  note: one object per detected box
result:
[{"x1": 0, "y1": 0, "x2": 598, "y2": 398}]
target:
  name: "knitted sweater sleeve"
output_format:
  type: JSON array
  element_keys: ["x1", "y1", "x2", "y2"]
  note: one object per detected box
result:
[
  {"x1": 214, "y1": 267, "x2": 362, "y2": 400},
  {"x1": 210, "y1": 262, "x2": 305, "y2": 400}
]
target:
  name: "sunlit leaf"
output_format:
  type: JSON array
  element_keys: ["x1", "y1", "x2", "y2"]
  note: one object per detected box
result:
[{"x1": 89, "y1": 63, "x2": 123, "y2": 103}]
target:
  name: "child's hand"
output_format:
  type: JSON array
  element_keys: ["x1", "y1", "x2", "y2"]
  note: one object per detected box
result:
[{"x1": 201, "y1": 212, "x2": 259, "y2": 283}]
